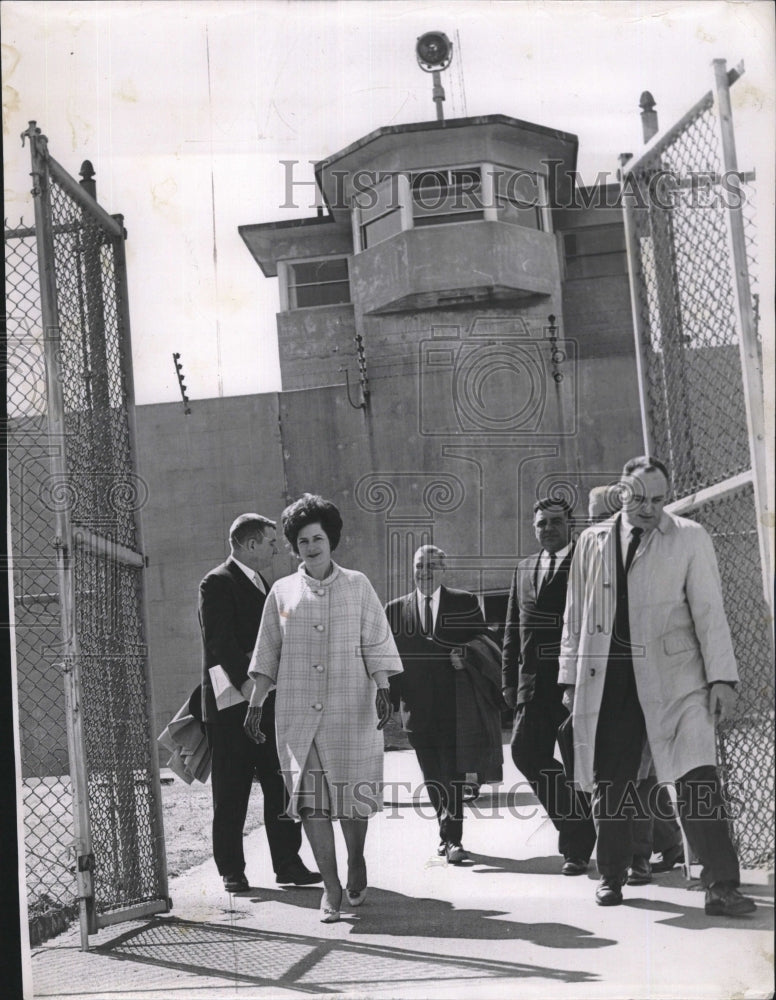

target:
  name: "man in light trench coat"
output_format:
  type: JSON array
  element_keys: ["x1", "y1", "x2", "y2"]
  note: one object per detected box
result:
[{"x1": 559, "y1": 456, "x2": 756, "y2": 916}]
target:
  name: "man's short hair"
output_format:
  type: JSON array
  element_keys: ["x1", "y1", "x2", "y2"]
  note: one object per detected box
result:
[
  {"x1": 622, "y1": 455, "x2": 670, "y2": 480},
  {"x1": 533, "y1": 497, "x2": 573, "y2": 517},
  {"x1": 588, "y1": 485, "x2": 622, "y2": 522},
  {"x1": 229, "y1": 513, "x2": 275, "y2": 549},
  {"x1": 413, "y1": 544, "x2": 446, "y2": 562}
]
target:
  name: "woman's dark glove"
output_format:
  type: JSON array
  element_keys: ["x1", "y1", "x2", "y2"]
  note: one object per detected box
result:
[{"x1": 375, "y1": 688, "x2": 393, "y2": 731}]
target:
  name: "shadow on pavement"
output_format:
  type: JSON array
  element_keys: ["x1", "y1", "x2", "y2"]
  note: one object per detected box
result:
[
  {"x1": 234, "y1": 884, "x2": 615, "y2": 949},
  {"x1": 467, "y1": 852, "x2": 569, "y2": 876},
  {"x1": 623, "y1": 892, "x2": 774, "y2": 930},
  {"x1": 94, "y1": 916, "x2": 599, "y2": 993}
]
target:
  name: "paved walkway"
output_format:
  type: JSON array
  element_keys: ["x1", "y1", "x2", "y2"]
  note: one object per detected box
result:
[{"x1": 28, "y1": 749, "x2": 773, "y2": 999}]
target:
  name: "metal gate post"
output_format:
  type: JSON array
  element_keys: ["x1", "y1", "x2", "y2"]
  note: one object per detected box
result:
[
  {"x1": 112, "y1": 213, "x2": 171, "y2": 910},
  {"x1": 712, "y1": 59, "x2": 773, "y2": 612},
  {"x1": 24, "y1": 122, "x2": 97, "y2": 949},
  {"x1": 619, "y1": 155, "x2": 653, "y2": 456}
]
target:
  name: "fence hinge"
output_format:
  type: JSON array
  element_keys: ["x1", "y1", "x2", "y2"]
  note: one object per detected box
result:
[{"x1": 77, "y1": 853, "x2": 95, "y2": 873}]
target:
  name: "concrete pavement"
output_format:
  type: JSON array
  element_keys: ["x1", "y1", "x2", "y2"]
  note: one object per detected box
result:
[{"x1": 28, "y1": 747, "x2": 773, "y2": 1000}]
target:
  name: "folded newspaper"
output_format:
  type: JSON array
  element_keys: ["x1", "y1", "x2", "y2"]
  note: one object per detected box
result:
[{"x1": 209, "y1": 665, "x2": 253, "y2": 710}]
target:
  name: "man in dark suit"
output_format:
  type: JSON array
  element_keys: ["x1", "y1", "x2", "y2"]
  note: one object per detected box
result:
[
  {"x1": 502, "y1": 498, "x2": 596, "y2": 875},
  {"x1": 386, "y1": 545, "x2": 488, "y2": 863},
  {"x1": 199, "y1": 513, "x2": 320, "y2": 892}
]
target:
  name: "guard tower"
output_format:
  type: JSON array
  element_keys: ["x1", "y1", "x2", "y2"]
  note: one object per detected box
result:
[
  {"x1": 240, "y1": 113, "x2": 577, "y2": 393},
  {"x1": 239, "y1": 104, "x2": 639, "y2": 601}
]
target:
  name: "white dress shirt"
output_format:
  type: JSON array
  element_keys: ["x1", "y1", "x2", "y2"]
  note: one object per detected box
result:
[
  {"x1": 416, "y1": 586, "x2": 441, "y2": 633},
  {"x1": 538, "y1": 543, "x2": 571, "y2": 586}
]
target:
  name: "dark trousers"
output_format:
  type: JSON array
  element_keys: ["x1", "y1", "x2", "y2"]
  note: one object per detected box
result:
[
  {"x1": 409, "y1": 731, "x2": 465, "y2": 846},
  {"x1": 593, "y1": 662, "x2": 739, "y2": 887},
  {"x1": 511, "y1": 699, "x2": 596, "y2": 861},
  {"x1": 207, "y1": 721, "x2": 302, "y2": 878},
  {"x1": 631, "y1": 775, "x2": 683, "y2": 859}
]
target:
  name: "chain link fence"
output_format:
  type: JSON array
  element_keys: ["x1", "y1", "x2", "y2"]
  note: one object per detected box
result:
[
  {"x1": 6, "y1": 224, "x2": 80, "y2": 935},
  {"x1": 7, "y1": 127, "x2": 168, "y2": 947},
  {"x1": 682, "y1": 485, "x2": 774, "y2": 868},
  {"x1": 623, "y1": 66, "x2": 773, "y2": 868}
]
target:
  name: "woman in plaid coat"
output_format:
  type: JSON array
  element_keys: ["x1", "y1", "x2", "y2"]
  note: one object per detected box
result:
[{"x1": 245, "y1": 494, "x2": 403, "y2": 922}]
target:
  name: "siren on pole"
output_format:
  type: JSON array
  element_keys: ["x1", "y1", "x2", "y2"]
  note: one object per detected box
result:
[{"x1": 416, "y1": 31, "x2": 454, "y2": 121}]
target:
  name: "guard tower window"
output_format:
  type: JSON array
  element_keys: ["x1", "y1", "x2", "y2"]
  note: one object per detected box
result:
[
  {"x1": 493, "y1": 168, "x2": 545, "y2": 230},
  {"x1": 286, "y1": 257, "x2": 351, "y2": 309},
  {"x1": 359, "y1": 175, "x2": 404, "y2": 250},
  {"x1": 411, "y1": 167, "x2": 484, "y2": 226}
]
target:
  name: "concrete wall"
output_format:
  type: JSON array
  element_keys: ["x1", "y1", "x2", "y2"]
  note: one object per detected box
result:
[
  {"x1": 135, "y1": 393, "x2": 291, "y2": 738},
  {"x1": 277, "y1": 303, "x2": 357, "y2": 391}
]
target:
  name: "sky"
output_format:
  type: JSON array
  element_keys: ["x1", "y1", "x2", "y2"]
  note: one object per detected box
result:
[{"x1": 3, "y1": 0, "x2": 774, "y2": 405}]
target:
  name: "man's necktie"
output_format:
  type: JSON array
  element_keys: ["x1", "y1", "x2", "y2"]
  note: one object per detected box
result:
[
  {"x1": 423, "y1": 595, "x2": 433, "y2": 637},
  {"x1": 624, "y1": 528, "x2": 643, "y2": 573},
  {"x1": 543, "y1": 551, "x2": 556, "y2": 588},
  {"x1": 252, "y1": 572, "x2": 265, "y2": 594}
]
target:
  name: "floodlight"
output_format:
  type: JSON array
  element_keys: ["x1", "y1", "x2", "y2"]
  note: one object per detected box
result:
[{"x1": 416, "y1": 32, "x2": 453, "y2": 72}]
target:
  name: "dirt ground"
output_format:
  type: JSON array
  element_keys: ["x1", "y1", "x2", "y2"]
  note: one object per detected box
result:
[{"x1": 160, "y1": 775, "x2": 266, "y2": 877}]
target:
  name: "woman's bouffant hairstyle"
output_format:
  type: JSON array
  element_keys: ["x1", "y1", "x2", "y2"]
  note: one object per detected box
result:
[{"x1": 281, "y1": 493, "x2": 343, "y2": 553}]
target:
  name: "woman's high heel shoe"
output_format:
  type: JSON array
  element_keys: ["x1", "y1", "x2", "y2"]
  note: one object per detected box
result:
[
  {"x1": 320, "y1": 887, "x2": 342, "y2": 923},
  {"x1": 346, "y1": 887, "x2": 367, "y2": 907},
  {"x1": 346, "y1": 858, "x2": 367, "y2": 907}
]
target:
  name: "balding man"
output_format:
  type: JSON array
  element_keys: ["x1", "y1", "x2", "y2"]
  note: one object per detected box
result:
[
  {"x1": 587, "y1": 484, "x2": 684, "y2": 883},
  {"x1": 560, "y1": 458, "x2": 755, "y2": 915},
  {"x1": 386, "y1": 546, "x2": 489, "y2": 862}
]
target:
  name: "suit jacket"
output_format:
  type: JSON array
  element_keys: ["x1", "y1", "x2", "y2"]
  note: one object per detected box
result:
[
  {"x1": 501, "y1": 546, "x2": 575, "y2": 707},
  {"x1": 386, "y1": 585, "x2": 487, "y2": 735},
  {"x1": 198, "y1": 558, "x2": 273, "y2": 727}
]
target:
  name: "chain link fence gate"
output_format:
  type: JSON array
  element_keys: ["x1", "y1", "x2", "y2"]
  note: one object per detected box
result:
[
  {"x1": 620, "y1": 61, "x2": 774, "y2": 869},
  {"x1": 7, "y1": 122, "x2": 170, "y2": 950}
]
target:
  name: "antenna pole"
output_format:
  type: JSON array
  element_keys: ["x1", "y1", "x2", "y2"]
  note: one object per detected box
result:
[{"x1": 432, "y1": 70, "x2": 445, "y2": 121}]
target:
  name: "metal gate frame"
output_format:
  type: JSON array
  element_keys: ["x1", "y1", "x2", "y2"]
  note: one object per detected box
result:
[
  {"x1": 21, "y1": 121, "x2": 170, "y2": 948},
  {"x1": 621, "y1": 59, "x2": 771, "y2": 599},
  {"x1": 619, "y1": 60, "x2": 774, "y2": 869}
]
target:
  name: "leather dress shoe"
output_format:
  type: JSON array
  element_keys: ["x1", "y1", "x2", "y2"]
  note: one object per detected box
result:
[
  {"x1": 627, "y1": 855, "x2": 652, "y2": 885},
  {"x1": 651, "y1": 843, "x2": 684, "y2": 873},
  {"x1": 562, "y1": 857, "x2": 589, "y2": 876},
  {"x1": 704, "y1": 882, "x2": 756, "y2": 917},
  {"x1": 276, "y1": 859, "x2": 322, "y2": 885},
  {"x1": 223, "y1": 873, "x2": 250, "y2": 893},
  {"x1": 595, "y1": 875, "x2": 625, "y2": 906},
  {"x1": 445, "y1": 843, "x2": 469, "y2": 864}
]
